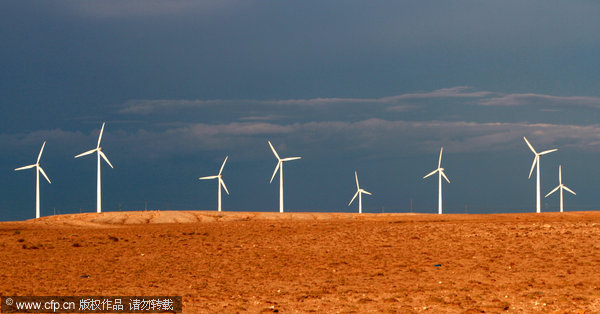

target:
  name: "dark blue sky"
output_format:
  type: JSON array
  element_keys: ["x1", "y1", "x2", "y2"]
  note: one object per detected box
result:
[{"x1": 3, "y1": 1, "x2": 600, "y2": 221}]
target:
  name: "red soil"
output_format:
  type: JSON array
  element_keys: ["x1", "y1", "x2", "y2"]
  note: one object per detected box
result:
[{"x1": 1, "y1": 211, "x2": 600, "y2": 313}]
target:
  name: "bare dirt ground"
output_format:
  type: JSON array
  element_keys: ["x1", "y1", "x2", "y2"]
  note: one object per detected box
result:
[{"x1": 1, "y1": 211, "x2": 600, "y2": 313}]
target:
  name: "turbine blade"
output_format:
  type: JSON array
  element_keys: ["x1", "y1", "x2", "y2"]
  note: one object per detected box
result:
[
  {"x1": 423, "y1": 169, "x2": 438, "y2": 179},
  {"x1": 99, "y1": 151, "x2": 114, "y2": 168},
  {"x1": 199, "y1": 175, "x2": 219, "y2": 180},
  {"x1": 539, "y1": 148, "x2": 558, "y2": 155},
  {"x1": 355, "y1": 171, "x2": 360, "y2": 189},
  {"x1": 558, "y1": 165, "x2": 562, "y2": 184},
  {"x1": 281, "y1": 157, "x2": 301, "y2": 162},
  {"x1": 348, "y1": 191, "x2": 359, "y2": 206},
  {"x1": 438, "y1": 147, "x2": 443, "y2": 168},
  {"x1": 220, "y1": 178, "x2": 230, "y2": 195},
  {"x1": 15, "y1": 164, "x2": 36, "y2": 171},
  {"x1": 270, "y1": 162, "x2": 280, "y2": 183},
  {"x1": 545, "y1": 186, "x2": 560, "y2": 197},
  {"x1": 219, "y1": 156, "x2": 229, "y2": 175},
  {"x1": 361, "y1": 189, "x2": 372, "y2": 195},
  {"x1": 523, "y1": 136, "x2": 537, "y2": 154},
  {"x1": 563, "y1": 185, "x2": 576, "y2": 195},
  {"x1": 37, "y1": 141, "x2": 46, "y2": 163},
  {"x1": 441, "y1": 171, "x2": 450, "y2": 183},
  {"x1": 97, "y1": 122, "x2": 106, "y2": 148},
  {"x1": 268, "y1": 140, "x2": 280, "y2": 160},
  {"x1": 528, "y1": 156, "x2": 538, "y2": 179},
  {"x1": 38, "y1": 166, "x2": 51, "y2": 184},
  {"x1": 75, "y1": 148, "x2": 97, "y2": 158}
]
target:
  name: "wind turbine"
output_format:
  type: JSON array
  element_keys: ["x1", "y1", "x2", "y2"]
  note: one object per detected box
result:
[
  {"x1": 199, "y1": 156, "x2": 230, "y2": 212},
  {"x1": 545, "y1": 165, "x2": 576, "y2": 213},
  {"x1": 423, "y1": 147, "x2": 450, "y2": 215},
  {"x1": 523, "y1": 136, "x2": 557, "y2": 213},
  {"x1": 15, "y1": 141, "x2": 51, "y2": 219},
  {"x1": 348, "y1": 171, "x2": 372, "y2": 214},
  {"x1": 75, "y1": 122, "x2": 114, "y2": 213},
  {"x1": 268, "y1": 140, "x2": 301, "y2": 213}
]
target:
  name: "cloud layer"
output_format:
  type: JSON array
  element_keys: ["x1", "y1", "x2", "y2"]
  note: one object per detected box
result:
[
  {"x1": 479, "y1": 93, "x2": 600, "y2": 108},
  {"x1": 118, "y1": 87, "x2": 600, "y2": 117},
  {"x1": 118, "y1": 86, "x2": 493, "y2": 114},
  {"x1": 59, "y1": 1, "x2": 244, "y2": 18},
  {"x1": 5, "y1": 119, "x2": 600, "y2": 164},
  {"x1": 7, "y1": 86, "x2": 600, "y2": 161}
]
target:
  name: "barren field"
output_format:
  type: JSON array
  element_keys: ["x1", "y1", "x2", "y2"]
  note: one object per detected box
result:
[{"x1": 2, "y1": 211, "x2": 600, "y2": 313}]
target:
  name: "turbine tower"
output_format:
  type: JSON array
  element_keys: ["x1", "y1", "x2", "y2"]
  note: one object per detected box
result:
[
  {"x1": 75, "y1": 122, "x2": 114, "y2": 213},
  {"x1": 523, "y1": 136, "x2": 557, "y2": 213},
  {"x1": 268, "y1": 140, "x2": 301, "y2": 213},
  {"x1": 348, "y1": 171, "x2": 372, "y2": 214},
  {"x1": 545, "y1": 165, "x2": 576, "y2": 213},
  {"x1": 15, "y1": 141, "x2": 51, "y2": 219},
  {"x1": 423, "y1": 147, "x2": 450, "y2": 215},
  {"x1": 199, "y1": 156, "x2": 230, "y2": 212}
]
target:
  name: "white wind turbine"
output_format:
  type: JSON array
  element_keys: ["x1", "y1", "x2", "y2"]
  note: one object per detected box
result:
[
  {"x1": 268, "y1": 140, "x2": 301, "y2": 213},
  {"x1": 545, "y1": 165, "x2": 576, "y2": 213},
  {"x1": 348, "y1": 171, "x2": 372, "y2": 214},
  {"x1": 199, "y1": 156, "x2": 230, "y2": 212},
  {"x1": 15, "y1": 141, "x2": 52, "y2": 219},
  {"x1": 75, "y1": 122, "x2": 114, "y2": 213},
  {"x1": 423, "y1": 147, "x2": 450, "y2": 215},
  {"x1": 523, "y1": 136, "x2": 557, "y2": 213}
]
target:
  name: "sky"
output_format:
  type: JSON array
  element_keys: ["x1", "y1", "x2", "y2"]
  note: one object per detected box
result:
[{"x1": 2, "y1": 1, "x2": 600, "y2": 221}]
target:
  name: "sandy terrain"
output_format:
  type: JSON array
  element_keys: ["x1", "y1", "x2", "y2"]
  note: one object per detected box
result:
[{"x1": 2, "y1": 210, "x2": 600, "y2": 313}]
